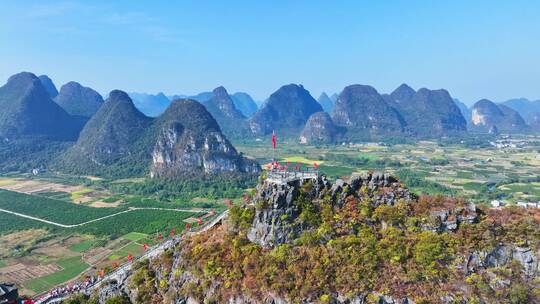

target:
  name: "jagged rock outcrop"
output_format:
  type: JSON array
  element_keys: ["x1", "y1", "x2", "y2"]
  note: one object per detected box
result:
[
  {"x1": 38, "y1": 74, "x2": 58, "y2": 98},
  {"x1": 423, "y1": 202, "x2": 478, "y2": 232},
  {"x1": 54, "y1": 81, "x2": 104, "y2": 117},
  {"x1": 150, "y1": 99, "x2": 259, "y2": 177},
  {"x1": 471, "y1": 99, "x2": 528, "y2": 133},
  {"x1": 299, "y1": 111, "x2": 340, "y2": 144},
  {"x1": 466, "y1": 244, "x2": 540, "y2": 277},
  {"x1": 249, "y1": 84, "x2": 323, "y2": 135},
  {"x1": 331, "y1": 84, "x2": 405, "y2": 135},
  {"x1": 248, "y1": 172, "x2": 413, "y2": 248},
  {"x1": 202, "y1": 86, "x2": 249, "y2": 138},
  {"x1": 387, "y1": 84, "x2": 467, "y2": 136},
  {"x1": 0, "y1": 72, "x2": 86, "y2": 141}
]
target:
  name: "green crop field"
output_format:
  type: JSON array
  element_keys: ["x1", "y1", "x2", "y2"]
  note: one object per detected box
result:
[
  {"x1": 24, "y1": 257, "x2": 90, "y2": 293},
  {"x1": 68, "y1": 239, "x2": 95, "y2": 253},
  {"x1": 108, "y1": 242, "x2": 144, "y2": 261},
  {"x1": 122, "y1": 232, "x2": 148, "y2": 242},
  {"x1": 0, "y1": 189, "x2": 124, "y2": 225}
]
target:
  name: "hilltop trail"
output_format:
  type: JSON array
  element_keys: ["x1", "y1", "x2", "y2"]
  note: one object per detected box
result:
[{"x1": 0, "y1": 207, "x2": 203, "y2": 228}]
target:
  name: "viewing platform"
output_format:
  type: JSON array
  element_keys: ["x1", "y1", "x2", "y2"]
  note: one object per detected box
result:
[{"x1": 266, "y1": 167, "x2": 319, "y2": 184}]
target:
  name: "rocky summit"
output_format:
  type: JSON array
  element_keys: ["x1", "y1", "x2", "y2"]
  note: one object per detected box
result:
[
  {"x1": 299, "y1": 111, "x2": 340, "y2": 144},
  {"x1": 248, "y1": 172, "x2": 414, "y2": 248},
  {"x1": 249, "y1": 84, "x2": 323, "y2": 135},
  {"x1": 88, "y1": 170, "x2": 540, "y2": 303},
  {"x1": 471, "y1": 99, "x2": 528, "y2": 132},
  {"x1": 54, "y1": 81, "x2": 104, "y2": 117},
  {"x1": 150, "y1": 99, "x2": 259, "y2": 178}
]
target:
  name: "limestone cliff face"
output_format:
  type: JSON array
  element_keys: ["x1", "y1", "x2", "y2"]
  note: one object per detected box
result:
[{"x1": 149, "y1": 100, "x2": 260, "y2": 178}]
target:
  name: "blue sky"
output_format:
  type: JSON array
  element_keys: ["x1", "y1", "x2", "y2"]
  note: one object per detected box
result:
[{"x1": 1, "y1": 1, "x2": 539, "y2": 105}]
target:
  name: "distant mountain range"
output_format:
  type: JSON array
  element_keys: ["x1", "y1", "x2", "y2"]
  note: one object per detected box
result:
[
  {"x1": 3, "y1": 71, "x2": 540, "y2": 175},
  {"x1": 128, "y1": 92, "x2": 171, "y2": 117},
  {"x1": 317, "y1": 92, "x2": 335, "y2": 113},
  {"x1": 130, "y1": 91, "x2": 259, "y2": 118}
]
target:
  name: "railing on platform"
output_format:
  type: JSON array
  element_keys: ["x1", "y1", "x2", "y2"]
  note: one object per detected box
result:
[{"x1": 266, "y1": 167, "x2": 318, "y2": 184}]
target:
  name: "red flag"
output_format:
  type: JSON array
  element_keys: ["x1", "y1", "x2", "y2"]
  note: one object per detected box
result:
[
  {"x1": 185, "y1": 223, "x2": 191, "y2": 230},
  {"x1": 158, "y1": 233, "x2": 163, "y2": 241},
  {"x1": 143, "y1": 243, "x2": 149, "y2": 251},
  {"x1": 170, "y1": 229, "x2": 176, "y2": 237},
  {"x1": 314, "y1": 162, "x2": 318, "y2": 169},
  {"x1": 127, "y1": 254, "x2": 133, "y2": 262},
  {"x1": 272, "y1": 131, "x2": 277, "y2": 150},
  {"x1": 197, "y1": 218, "x2": 203, "y2": 225}
]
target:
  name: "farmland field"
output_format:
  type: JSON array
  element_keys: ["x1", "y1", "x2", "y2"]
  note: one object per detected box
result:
[
  {"x1": 0, "y1": 177, "x2": 219, "y2": 294},
  {"x1": 24, "y1": 257, "x2": 90, "y2": 293},
  {"x1": 68, "y1": 239, "x2": 95, "y2": 253},
  {"x1": 233, "y1": 135, "x2": 540, "y2": 204}
]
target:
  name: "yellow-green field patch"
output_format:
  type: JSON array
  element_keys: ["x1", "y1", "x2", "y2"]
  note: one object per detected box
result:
[
  {"x1": 0, "y1": 178, "x2": 17, "y2": 186},
  {"x1": 282, "y1": 156, "x2": 323, "y2": 165},
  {"x1": 70, "y1": 188, "x2": 93, "y2": 201}
]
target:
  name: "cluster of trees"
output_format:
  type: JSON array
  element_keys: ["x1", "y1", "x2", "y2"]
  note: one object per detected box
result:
[
  {"x1": 108, "y1": 175, "x2": 256, "y2": 202},
  {"x1": 396, "y1": 169, "x2": 455, "y2": 196},
  {"x1": 0, "y1": 136, "x2": 72, "y2": 173}
]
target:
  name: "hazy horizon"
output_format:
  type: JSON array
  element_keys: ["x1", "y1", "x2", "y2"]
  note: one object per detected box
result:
[{"x1": 1, "y1": 1, "x2": 540, "y2": 105}]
